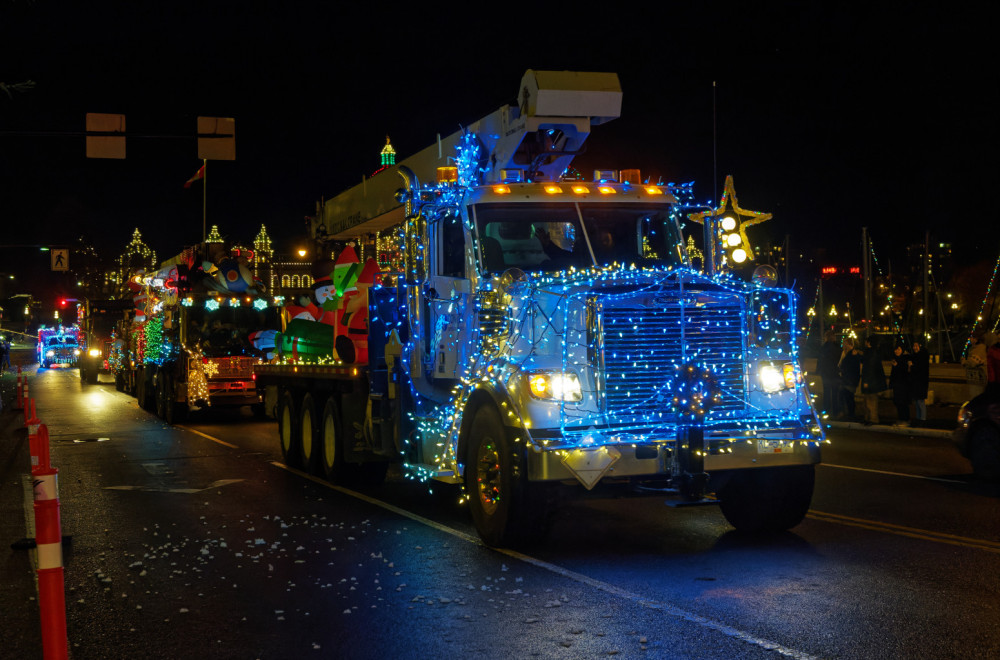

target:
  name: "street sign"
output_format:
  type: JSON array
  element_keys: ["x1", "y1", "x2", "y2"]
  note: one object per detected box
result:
[
  {"x1": 86, "y1": 113, "x2": 126, "y2": 159},
  {"x1": 51, "y1": 249, "x2": 69, "y2": 271},
  {"x1": 197, "y1": 116, "x2": 236, "y2": 160}
]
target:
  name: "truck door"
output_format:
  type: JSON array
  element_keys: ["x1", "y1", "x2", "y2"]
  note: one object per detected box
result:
[{"x1": 425, "y1": 212, "x2": 470, "y2": 381}]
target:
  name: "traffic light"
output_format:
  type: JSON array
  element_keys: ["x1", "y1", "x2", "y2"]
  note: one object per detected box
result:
[{"x1": 59, "y1": 298, "x2": 68, "y2": 308}]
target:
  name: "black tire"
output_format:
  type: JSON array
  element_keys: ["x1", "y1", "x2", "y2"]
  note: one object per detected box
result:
[
  {"x1": 164, "y1": 376, "x2": 187, "y2": 425},
  {"x1": 277, "y1": 390, "x2": 301, "y2": 468},
  {"x1": 968, "y1": 424, "x2": 1000, "y2": 480},
  {"x1": 319, "y1": 395, "x2": 343, "y2": 482},
  {"x1": 299, "y1": 393, "x2": 321, "y2": 475},
  {"x1": 464, "y1": 405, "x2": 550, "y2": 548},
  {"x1": 718, "y1": 465, "x2": 815, "y2": 533},
  {"x1": 114, "y1": 372, "x2": 125, "y2": 392},
  {"x1": 155, "y1": 375, "x2": 167, "y2": 418},
  {"x1": 79, "y1": 365, "x2": 87, "y2": 383},
  {"x1": 137, "y1": 368, "x2": 155, "y2": 411},
  {"x1": 86, "y1": 367, "x2": 98, "y2": 384}
]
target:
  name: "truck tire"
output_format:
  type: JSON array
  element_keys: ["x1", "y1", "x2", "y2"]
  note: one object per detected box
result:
[
  {"x1": 319, "y1": 396, "x2": 343, "y2": 482},
  {"x1": 86, "y1": 365, "x2": 98, "y2": 384},
  {"x1": 465, "y1": 404, "x2": 549, "y2": 548},
  {"x1": 114, "y1": 372, "x2": 125, "y2": 392},
  {"x1": 718, "y1": 465, "x2": 815, "y2": 533},
  {"x1": 278, "y1": 390, "x2": 302, "y2": 468},
  {"x1": 137, "y1": 369, "x2": 155, "y2": 412},
  {"x1": 299, "y1": 393, "x2": 321, "y2": 475},
  {"x1": 164, "y1": 376, "x2": 187, "y2": 425},
  {"x1": 155, "y1": 376, "x2": 167, "y2": 418},
  {"x1": 968, "y1": 425, "x2": 1000, "y2": 480}
]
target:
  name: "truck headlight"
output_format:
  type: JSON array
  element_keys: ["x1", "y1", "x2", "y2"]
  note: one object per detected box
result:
[
  {"x1": 73, "y1": 348, "x2": 81, "y2": 356},
  {"x1": 88, "y1": 348, "x2": 101, "y2": 358},
  {"x1": 526, "y1": 371, "x2": 583, "y2": 402},
  {"x1": 758, "y1": 362, "x2": 796, "y2": 393},
  {"x1": 46, "y1": 350, "x2": 55, "y2": 358}
]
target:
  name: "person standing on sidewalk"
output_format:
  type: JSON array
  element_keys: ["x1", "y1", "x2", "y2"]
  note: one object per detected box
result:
[
  {"x1": 860, "y1": 336, "x2": 887, "y2": 425},
  {"x1": 909, "y1": 339, "x2": 930, "y2": 425},
  {"x1": 838, "y1": 338, "x2": 862, "y2": 420},
  {"x1": 818, "y1": 330, "x2": 842, "y2": 418},
  {"x1": 889, "y1": 343, "x2": 911, "y2": 426}
]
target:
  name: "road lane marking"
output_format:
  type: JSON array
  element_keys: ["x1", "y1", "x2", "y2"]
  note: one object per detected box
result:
[
  {"x1": 819, "y1": 463, "x2": 968, "y2": 484},
  {"x1": 270, "y1": 461, "x2": 819, "y2": 660},
  {"x1": 105, "y1": 479, "x2": 244, "y2": 494},
  {"x1": 176, "y1": 426, "x2": 239, "y2": 449},
  {"x1": 807, "y1": 510, "x2": 1000, "y2": 554}
]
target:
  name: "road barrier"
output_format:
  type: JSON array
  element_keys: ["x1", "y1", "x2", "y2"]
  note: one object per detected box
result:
[
  {"x1": 33, "y1": 445, "x2": 67, "y2": 660},
  {"x1": 18, "y1": 391, "x2": 70, "y2": 658}
]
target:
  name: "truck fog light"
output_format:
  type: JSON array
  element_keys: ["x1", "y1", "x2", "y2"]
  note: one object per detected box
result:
[{"x1": 527, "y1": 372, "x2": 582, "y2": 402}]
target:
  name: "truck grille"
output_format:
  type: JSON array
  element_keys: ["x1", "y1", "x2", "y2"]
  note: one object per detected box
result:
[{"x1": 602, "y1": 298, "x2": 746, "y2": 424}]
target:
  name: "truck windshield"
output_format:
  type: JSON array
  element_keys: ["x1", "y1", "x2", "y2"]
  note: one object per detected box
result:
[
  {"x1": 184, "y1": 305, "x2": 280, "y2": 357},
  {"x1": 472, "y1": 202, "x2": 685, "y2": 273}
]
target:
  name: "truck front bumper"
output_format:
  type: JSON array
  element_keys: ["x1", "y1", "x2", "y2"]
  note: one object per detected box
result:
[{"x1": 524, "y1": 430, "x2": 822, "y2": 483}]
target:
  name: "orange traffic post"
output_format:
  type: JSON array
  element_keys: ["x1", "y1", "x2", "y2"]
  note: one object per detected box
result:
[
  {"x1": 27, "y1": 400, "x2": 41, "y2": 471},
  {"x1": 35, "y1": 423, "x2": 52, "y2": 474},
  {"x1": 33, "y1": 466, "x2": 68, "y2": 660}
]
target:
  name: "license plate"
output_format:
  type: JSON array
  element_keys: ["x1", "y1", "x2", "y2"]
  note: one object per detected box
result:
[{"x1": 756, "y1": 439, "x2": 789, "y2": 454}]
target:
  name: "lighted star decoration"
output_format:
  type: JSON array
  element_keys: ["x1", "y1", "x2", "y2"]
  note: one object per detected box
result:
[
  {"x1": 688, "y1": 175, "x2": 772, "y2": 264},
  {"x1": 203, "y1": 360, "x2": 220, "y2": 377}
]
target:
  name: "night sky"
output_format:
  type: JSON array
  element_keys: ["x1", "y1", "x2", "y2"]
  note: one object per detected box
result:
[{"x1": 2, "y1": 2, "x2": 997, "y2": 299}]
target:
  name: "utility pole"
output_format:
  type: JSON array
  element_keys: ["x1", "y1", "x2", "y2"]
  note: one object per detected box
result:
[
  {"x1": 923, "y1": 230, "x2": 930, "y2": 348},
  {"x1": 862, "y1": 227, "x2": 872, "y2": 337}
]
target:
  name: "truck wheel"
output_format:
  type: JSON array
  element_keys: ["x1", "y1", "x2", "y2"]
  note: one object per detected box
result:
[
  {"x1": 155, "y1": 376, "x2": 167, "y2": 418},
  {"x1": 86, "y1": 365, "x2": 98, "y2": 384},
  {"x1": 164, "y1": 377, "x2": 187, "y2": 425},
  {"x1": 137, "y1": 369, "x2": 155, "y2": 411},
  {"x1": 114, "y1": 372, "x2": 125, "y2": 392},
  {"x1": 299, "y1": 393, "x2": 321, "y2": 475},
  {"x1": 465, "y1": 405, "x2": 547, "y2": 548},
  {"x1": 278, "y1": 390, "x2": 302, "y2": 468},
  {"x1": 319, "y1": 396, "x2": 343, "y2": 482},
  {"x1": 968, "y1": 425, "x2": 1000, "y2": 480},
  {"x1": 79, "y1": 365, "x2": 87, "y2": 383},
  {"x1": 718, "y1": 465, "x2": 815, "y2": 533}
]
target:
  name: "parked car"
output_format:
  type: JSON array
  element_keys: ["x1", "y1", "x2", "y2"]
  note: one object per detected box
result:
[{"x1": 954, "y1": 387, "x2": 1000, "y2": 479}]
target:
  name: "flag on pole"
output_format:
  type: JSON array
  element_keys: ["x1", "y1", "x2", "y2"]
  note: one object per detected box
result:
[{"x1": 184, "y1": 164, "x2": 206, "y2": 188}]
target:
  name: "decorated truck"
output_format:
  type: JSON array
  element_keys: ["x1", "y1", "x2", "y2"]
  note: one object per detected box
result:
[
  {"x1": 78, "y1": 298, "x2": 135, "y2": 384},
  {"x1": 37, "y1": 324, "x2": 82, "y2": 368},
  {"x1": 122, "y1": 242, "x2": 281, "y2": 423},
  {"x1": 254, "y1": 70, "x2": 824, "y2": 547}
]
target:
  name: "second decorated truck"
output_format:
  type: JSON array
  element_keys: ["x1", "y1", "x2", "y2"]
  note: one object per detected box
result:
[
  {"x1": 254, "y1": 70, "x2": 824, "y2": 547},
  {"x1": 118, "y1": 241, "x2": 281, "y2": 423}
]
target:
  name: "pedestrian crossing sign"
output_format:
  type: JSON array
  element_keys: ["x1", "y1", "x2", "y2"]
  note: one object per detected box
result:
[{"x1": 51, "y1": 249, "x2": 69, "y2": 271}]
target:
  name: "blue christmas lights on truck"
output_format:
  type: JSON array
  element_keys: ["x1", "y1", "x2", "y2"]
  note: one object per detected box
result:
[{"x1": 254, "y1": 70, "x2": 824, "y2": 547}]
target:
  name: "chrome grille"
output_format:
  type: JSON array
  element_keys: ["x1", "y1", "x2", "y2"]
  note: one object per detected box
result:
[{"x1": 602, "y1": 297, "x2": 746, "y2": 424}]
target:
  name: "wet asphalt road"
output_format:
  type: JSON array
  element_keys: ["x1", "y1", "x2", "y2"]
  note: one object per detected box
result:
[{"x1": 2, "y1": 363, "x2": 999, "y2": 659}]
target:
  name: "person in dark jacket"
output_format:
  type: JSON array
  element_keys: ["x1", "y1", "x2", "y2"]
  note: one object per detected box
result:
[
  {"x1": 909, "y1": 340, "x2": 930, "y2": 424},
  {"x1": 889, "y1": 343, "x2": 910, "y2": 425},
  {"x1": 817, "y1": 331, "x2": 842, "y2": 417},
  {"x1": 838, "y1": 337, "x2": 862, "y2": 420},
  {"x1": 860, "y1": 336, "x2": 887, "y2": 425}
]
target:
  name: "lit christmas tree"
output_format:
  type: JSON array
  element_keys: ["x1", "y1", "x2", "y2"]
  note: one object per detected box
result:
[{"x1": 206, "y1": 225, "x2": 224, "y2": 243}]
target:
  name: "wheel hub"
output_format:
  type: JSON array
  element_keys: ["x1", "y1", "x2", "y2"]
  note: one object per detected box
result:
[{"x1": 475, "y1": 441, "x2": 502, "y2": 515}]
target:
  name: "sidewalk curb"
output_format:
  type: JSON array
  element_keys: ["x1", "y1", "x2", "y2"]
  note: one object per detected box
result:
[{"x1": 826, "y1": 420, "x2": 956, "y2": 440}]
